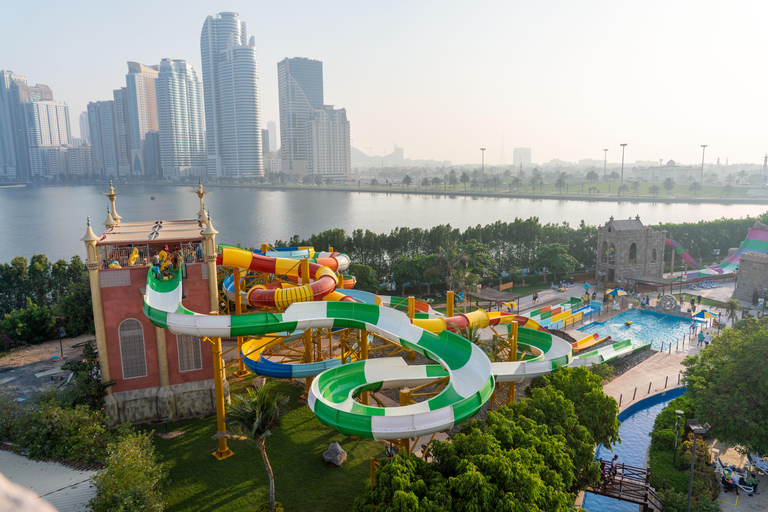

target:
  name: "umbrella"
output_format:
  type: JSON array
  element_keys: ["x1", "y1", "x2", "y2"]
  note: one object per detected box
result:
[
  {"x1": 606, "y1": 289, "x2": 629, "y2": 296},
  {"x1": 692, "y1": 310, "x2": 716, "y2": 320}
]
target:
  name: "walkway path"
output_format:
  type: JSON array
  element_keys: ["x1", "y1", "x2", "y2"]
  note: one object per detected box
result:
[{"x1": 0, "y1": 450, "x2": 96, "y2": 512}]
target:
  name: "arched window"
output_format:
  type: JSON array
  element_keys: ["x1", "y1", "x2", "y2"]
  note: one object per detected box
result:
[
  {"x1": 608, "y1": 243, "x2": 616, "y2": 264},
  {"x1": 629, "y1": 243, "x2": 637, "y2": 265},
  {"x1": 177, "y1": 334, "x2": 203, "y2": 372},
  {"x1": 119, "y1": 319, "x2": 147, "y2": 379},
  {"x1": 652, "y1": 247, "x2": 657, "y2": 263},
  {"x1": 601, "y1": 241, "x2": 609, "y2": 262}
]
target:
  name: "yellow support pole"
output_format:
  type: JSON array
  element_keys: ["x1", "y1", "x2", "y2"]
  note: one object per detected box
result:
[
  {"x1": 359, "y1": 329, "x2": 369, "y2": 405},
  {"x1": 210, "y1": 312, "x2": 234, "y2": 460},
  {"x1": 509, "y1": 320, "x2": 518, "y2": 402},
  {"x1": 233, "y1": 267, "x2": 248, "y2": 377},
  {"x1": 447, "y1": 291, "x2": 454, "y2": 318},
  {"x1": 301, "y1": 258, "x2": 314, "y2": 396},
  {"x1": 406, "y1": 297, "x2": 416, "y2": 360}
]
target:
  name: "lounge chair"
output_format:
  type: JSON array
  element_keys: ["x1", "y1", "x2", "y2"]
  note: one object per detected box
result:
[{"x1": 748, "y1": 454, "x2": 768, "y2": 475}]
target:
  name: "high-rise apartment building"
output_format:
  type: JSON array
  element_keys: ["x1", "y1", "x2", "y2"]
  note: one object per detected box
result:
[
  {"x1": 79, "y1": 111, "x2": 90, "y2": 144},
  {"x1": 0, "y1": 71, "x2": 22, "y2": 178},
  {"x1": 200, "y1": 12, "x2": 263, "y2": 177},
  {"x1": 307, "y1": 106, "x2": 350, "y2": 179},
  {"x1": 87, "y1": 101, "x2": 119, "y2": 177},
  {"x1": 277, "y1": 57, "x2": 323, "y2": 175},
  {"x1": 156, "y1": 58, "x2": 206, "y2": 177},
  {"x1": 24, "y1": 100, "x2": 71, "y2": 178},
  {"x1": 113, "y1": 88, "x2": 132, "y2": 177},
  {"x1": 145, "y1": 130, "x2": 161, "y2": 176},
  {"x1": 125, "y1": 62, "x2": 159, "y2": 175}
]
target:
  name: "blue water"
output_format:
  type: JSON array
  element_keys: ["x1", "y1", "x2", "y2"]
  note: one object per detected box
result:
[
  {"x1": 579, "y1": 309, "x2": 696, "y2": 351},
  {"x1": 582, "y1": 387, "x2": 686, "y2": 512}
]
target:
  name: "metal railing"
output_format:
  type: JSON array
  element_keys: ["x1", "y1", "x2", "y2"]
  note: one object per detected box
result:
[{"x1": 100, "y1": 242, "x2": 204, "y2": 268}]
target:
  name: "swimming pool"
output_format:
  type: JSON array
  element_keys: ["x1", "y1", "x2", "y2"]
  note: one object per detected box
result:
[
  {"x1": 582, "y1": 387, "x2": 686, "y2": 511},
  {"x1": 579, "y1": 309, "x2": 695, "y2": 351}
]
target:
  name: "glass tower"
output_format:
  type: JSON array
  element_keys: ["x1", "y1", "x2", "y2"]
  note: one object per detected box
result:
[
  {"x1": 277, "y1": 57, "x2": 323, "y2": 175},
  {"x1": 200, "y1": 12, "x2": 263, "y2": 177}
]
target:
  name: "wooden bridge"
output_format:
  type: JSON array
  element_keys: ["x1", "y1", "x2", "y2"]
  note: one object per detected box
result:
[{"x1": 585, "y1": 459, "x2": 670, "y2": 512}]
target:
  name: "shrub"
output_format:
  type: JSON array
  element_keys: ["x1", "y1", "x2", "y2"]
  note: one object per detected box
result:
[
  {"x1": 16, "y1": 402, "x2": 112, "y2": 465},
  {"x1": 0, "y1": 332, "x2": 23, "y2": 354},
  {"x1": 589, "y1": 362, "x2": 614, "y2": 381},
  {"x1": 0, "y1": 392, "x2": 22, "y2": 441},
  {"x1": 60, "y1": 340, "x2": 114, "y2": 410},
  {"x1": 657, "y1": 489, "x2": 720, "y2": 512},
  {"x1": 1, "y1": 298, "x2": 55, "y2": 344},
  {"x1": 90, "y1": 431, "x2": 166, "y2": 512}
]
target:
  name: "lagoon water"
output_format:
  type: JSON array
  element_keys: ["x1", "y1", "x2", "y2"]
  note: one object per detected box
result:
[{"x1": 1, "y1": 184, "x2": 766, "y2": 263}]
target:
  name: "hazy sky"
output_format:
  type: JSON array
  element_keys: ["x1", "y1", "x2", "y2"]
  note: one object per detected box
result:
[{"x1": 3, "y1": 0, "x2": 768, "y2": 166}]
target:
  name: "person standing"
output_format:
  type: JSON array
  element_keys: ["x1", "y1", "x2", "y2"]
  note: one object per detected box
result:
[{"x1": 698, "y1": 331, "x2": 705, "y2": 346}]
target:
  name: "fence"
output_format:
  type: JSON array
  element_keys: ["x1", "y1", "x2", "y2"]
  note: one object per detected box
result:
[{"x1": 100, "y1": 241, "x2": 204, "y2": 268}]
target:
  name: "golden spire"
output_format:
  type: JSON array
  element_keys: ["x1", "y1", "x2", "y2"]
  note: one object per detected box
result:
[
  {"x1": 81, "y1": 216, "x2": 99, "y2": 242},
  {"x1": 101, "y1": 179, "x2": 121, "y2": 223},
  {"x1": 103, "y1": 207, "x2": 117, "y2": 228}
]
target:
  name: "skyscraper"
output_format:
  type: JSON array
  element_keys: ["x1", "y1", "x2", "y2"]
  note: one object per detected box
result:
[
  {"x1": 87, "y1": 101, "x2": 118, "y2": 177},
  {"x1": 307, "y1": 106, "x2": 350, "y2": 179},
  {"x1": 277, "y1": 57, "x2": 323, "y2": 175},
  {"x1": 200, "y1": 12, "x2": 263, "y2": 177},
  {"x1": 79, "y1": 111, "x2": 90, "y2": 144},
  {"x1": 113, "y1": 88, "x2": 132, "y2": 177},
  {"x1": 156, "y1": 58, "x2": 206, "y2": 177},
  {"x1": 0, "y1": 71, "x2": 22, "y2": 178},
  {"x1": 125, "y1": 62, "x2": 159, "y2": 175}
]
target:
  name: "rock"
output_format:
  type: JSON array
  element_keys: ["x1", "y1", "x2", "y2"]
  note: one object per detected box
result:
[{"x1": 323, "y1": 442, "x2": 347, "y2": 466}]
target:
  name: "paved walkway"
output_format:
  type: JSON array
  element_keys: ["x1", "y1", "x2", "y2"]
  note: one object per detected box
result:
[{"x1": 0, "y1": 450, "x2": 96, "y2": 512}]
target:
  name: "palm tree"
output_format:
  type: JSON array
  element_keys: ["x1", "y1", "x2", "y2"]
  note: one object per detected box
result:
[
  {"x1": 631, "y1": 181, "x2": 640, "y2": 196},
  {"x1": 460, "y1": 171, "x2": 469, "y2": 191},
  {"x1": 649, "y1": 185, "x2": 660, "y2": 197},
  {"x1": 511, "y1": 176, "x2": 521, "y2": 191},
  {"x1": 663, "y1": 177, "x2": 675, "y2": 195},
  {"x1": 724, "y1": 297, "x2": 741, "y2": 326},
  {"x1": 723, "y1": 183, "x2": 733, "y2": 197},
  {"x1": 555, "y1": 175, "x2": 566, "y2": 194},
  {"x1": 427, "y1": 239, "x2": 469, "y2": 291},
  {"x1": 618, "y1": 184, "x2": 629, "y2": 196},
  {"x1": 370, "y1": 177, "x2": 378, "y2": 188},
  {"x1": 452, "y1": 266, "x2": 479, "y2": 313},
  {"x1": 226, "y1": 385, "x2": 289, "y2": 512},
  {"x1": 689, "y1": 181, "x2": 702, "y2": 196}
]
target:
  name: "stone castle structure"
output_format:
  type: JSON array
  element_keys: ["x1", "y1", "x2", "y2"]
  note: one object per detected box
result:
[
  {"x1": 733, "y1": 252, "x2": 768, "y2": 304},
  {"x1": 596, "y1": 216, "x2": 666, "y2": 284}
]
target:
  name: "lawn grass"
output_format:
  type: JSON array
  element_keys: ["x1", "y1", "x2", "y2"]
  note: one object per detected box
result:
[{"x1": 143, "y1": 377, "x2": 385, "y2": 512}]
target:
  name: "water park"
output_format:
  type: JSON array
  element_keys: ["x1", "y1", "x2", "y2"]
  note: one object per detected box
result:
[{"x1": 2, "y1": 182, "x2": 767, "y2": 511}]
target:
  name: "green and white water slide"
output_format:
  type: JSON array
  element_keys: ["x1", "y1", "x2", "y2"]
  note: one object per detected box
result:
[{"x1": 143, "y1": 269, "x2": 637, "y2": 440}]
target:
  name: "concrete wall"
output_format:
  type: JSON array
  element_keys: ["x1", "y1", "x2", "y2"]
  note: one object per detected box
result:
[{"x1": 733, "y1": 253, "x2": 768, "y2": 303}]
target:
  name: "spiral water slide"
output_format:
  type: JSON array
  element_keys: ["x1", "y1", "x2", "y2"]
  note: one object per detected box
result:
[
  {"x1": 143, "y1": 270, "x2": 635, "y2": 440},
  {"x1": 666, "y1": 223, "x2": 768, "y2": 276}
]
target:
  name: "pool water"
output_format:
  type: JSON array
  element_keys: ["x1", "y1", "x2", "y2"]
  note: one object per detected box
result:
[
  {"x1": 582, "y1": 387, "x2": 686, "y2": 511},
  {"x1": 579, "y1": 309, "x2": 696, "y2": 351}
]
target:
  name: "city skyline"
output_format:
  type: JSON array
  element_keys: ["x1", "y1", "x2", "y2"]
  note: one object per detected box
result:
[{"x1": 3, "y1": 1, "x2": 768, "y2": 166}]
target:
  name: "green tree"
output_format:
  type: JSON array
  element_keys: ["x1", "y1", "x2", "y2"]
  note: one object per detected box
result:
[
  {"x1": 607, "y1": 171, "x2": 620, "y2": 180},
  {"x1": 535, "y1": 243, "x2": 577, "y2": 282},
  {"x1": 527, "y1": 366, "x2": 620, "y2": 447},
  {"x1": 459, "y1": 171, "x2": 469, "y2": 191},
  {"x1": 402, "y1": 175, "x2": 412, "y2": 189},
  {"x1": 370, "y1": 177, "x2": 378, "y2": 188},
  {"x1": 723, "y1": 183, "x2": 733, "y2": 197},
  {"x1": 555, "y1": 174, "x2": 566, "y2": 194},
  {"x1": 346, "y1": 262, "x2": 379, "y2": 293},
  {"x1": 724, "y1": 297, "x2": 740, "y2": 325},
  {"x1": 689, "y1": 181, "x2": 702, "y2": 196},
  {"x1": 226, "y1": 385, "x2": 289, "y2": 512},
  {"x1": 585, "y1": 170, "x2": 599, "y2": 182},
  {"x1": 650, "y1": 184, "x2": 661, "y2": 197},
  {"x1": 631, "y1": 181, "x2": 641, "y2": 195},
  {"x1": 663, "y1": 177, "x2": 675, "y2": 194},
  {"x1": 682, "y1": 317, "x2": 768, "y2": 455},
  {"x1": 448, "y1": 169, "x2": 458, "y2": 189},
  {"x1": 426, "y1": 239, "x2": 468, "y2": 291},
  {"x1": 61, "y1": 340, "x2": 115, "y2": 409},
  {"x1": 617, "y1": 184, "x2": 629, "y2": 196},
  {"x1": 2, "y1": 298, "x2": 55, "y2": 344}
]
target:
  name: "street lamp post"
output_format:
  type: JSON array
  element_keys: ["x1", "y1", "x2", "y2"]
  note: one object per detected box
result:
[
  {"x1": 686, "y1": 420, "x2": 711, "y2": 512},
  {"x1": 700, "y1": 145, "x2": 707, "y2": 184},
  {"x1": 620, "y1": 143, "x2": 628, "y2": 190},
  {"x1": 480, "y1": 148, "x2": 486, "y2": 174},
  {"x1": 603, "y1": 148, "x2": 608, "y2": 177},
  {"x1": 673, "y1": 410, "x2": 684, "y2": 467}
]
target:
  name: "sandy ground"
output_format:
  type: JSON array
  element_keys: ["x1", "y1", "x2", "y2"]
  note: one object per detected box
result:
[{"x1": 0, "y1": 334, "x2": 94, "y2": 401}]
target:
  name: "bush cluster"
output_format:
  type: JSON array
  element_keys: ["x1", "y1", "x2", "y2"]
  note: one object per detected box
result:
[
  {"x1": 0, "y1": 332, "x2": 23, "y2": 354},
  {"x1": 89, "y1": 431, "x2": 166, "y2": 512},
  {"x1": 1, "y1": 298, "x2": 56, "y2": 344}
]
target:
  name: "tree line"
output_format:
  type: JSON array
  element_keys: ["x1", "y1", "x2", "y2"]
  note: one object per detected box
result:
[
  {"x1": 274, "y1": 213, "x2": 768, "y2": 285},
  {"x1": 0, "y1": 255, "x2": 93, "y2": 345}
]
